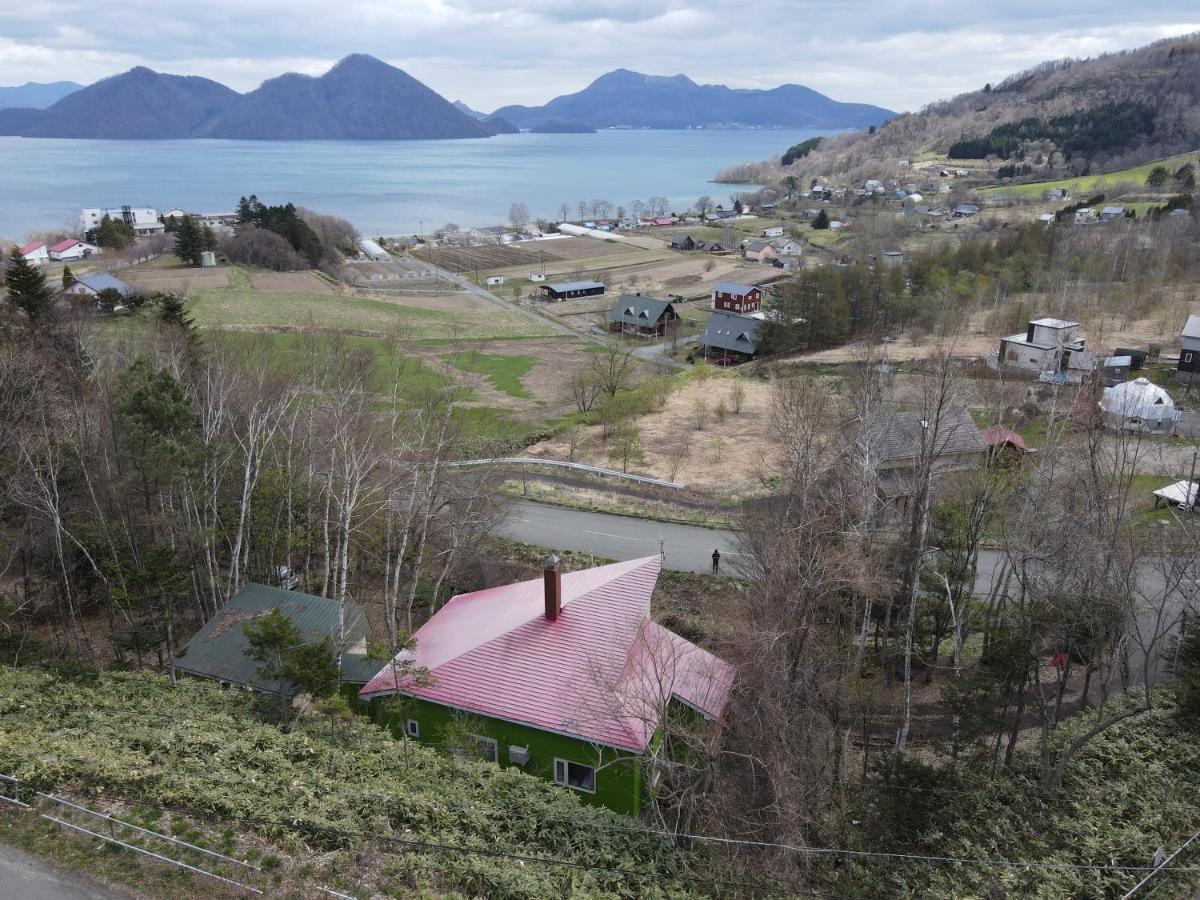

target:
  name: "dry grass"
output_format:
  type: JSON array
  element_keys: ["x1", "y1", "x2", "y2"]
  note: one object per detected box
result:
[
  {"x1": 527, "y1": 374, "x2": 777, "y2": 497},
  {"x1": 248, "y1": 270, "x2": 336, "y2": 292}
]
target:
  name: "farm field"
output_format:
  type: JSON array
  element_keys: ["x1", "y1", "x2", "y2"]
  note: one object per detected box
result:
[
  {"x1": 248, "y1": 270, "x2": 336, "y2": 292},
  {"x1": 122, "y1": 260, "x2": 232, "y2": 292},
  {"x1": 980, "y1": 149, "x2": 1200, "y2": 200},
  {"x1": 186, "y1": 284, "x2": 558, "y2": 340}
]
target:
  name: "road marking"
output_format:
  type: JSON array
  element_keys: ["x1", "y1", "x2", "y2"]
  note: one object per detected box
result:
[{"x1": 582, "y1": 529, "x2": 641, "y2": 542}]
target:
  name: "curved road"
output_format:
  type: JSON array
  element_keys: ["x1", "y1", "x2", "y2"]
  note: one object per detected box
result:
[{"x1": 498, "y1": 499, "x2": 739, "y2": 574}]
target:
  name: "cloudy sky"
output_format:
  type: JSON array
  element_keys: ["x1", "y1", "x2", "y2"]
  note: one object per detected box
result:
[{"x1": 1, "y1": 2, "x2": 1197, "y2": 113}]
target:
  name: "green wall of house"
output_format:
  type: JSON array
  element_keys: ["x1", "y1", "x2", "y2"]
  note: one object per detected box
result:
[{"x1": 371, "y1": 697, "x2": 646, "y2": 816}]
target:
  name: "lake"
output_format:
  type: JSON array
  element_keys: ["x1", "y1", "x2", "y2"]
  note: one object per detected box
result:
[{"x1": 0, "y1": 129, "x2": 822, "y2": 240}]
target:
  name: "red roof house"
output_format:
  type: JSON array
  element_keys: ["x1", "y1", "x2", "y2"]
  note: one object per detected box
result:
[{"x1": 360, "y1": 556, "x2": 732, "y2": 814}]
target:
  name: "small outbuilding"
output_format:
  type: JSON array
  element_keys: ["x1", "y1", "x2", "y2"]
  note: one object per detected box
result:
[
  {"x1": 173, "y1": 582, "x2": 376, "y2": 695},
  {"x1": 1099, "y1": 378, "x2": 1181, "y2": 434},
  {"x1": 541, "y1": 280, "x2": 605, "y2": 301},
  {"x1": 63, "y1": 272, "x2": 133, "y2": 299},
  {"x1": 979, "y1": 425, "x2": 1029, "y2": 465},
  {"x1": 1153, "y1": 480, "x2": 1199, "y2": 511},
  {"x1": 669, "y1": 234, "x2": 695, "y2": 251}
]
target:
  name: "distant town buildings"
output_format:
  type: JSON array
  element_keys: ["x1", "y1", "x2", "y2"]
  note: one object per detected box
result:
[{"x1": 79, "y1": 206, "x2": 164, "y2": 236}]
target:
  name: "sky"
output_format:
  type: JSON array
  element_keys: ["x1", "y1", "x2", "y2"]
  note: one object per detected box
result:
[{"x1": 0, "y1": 2, "x2": 1197, "y2": 113}]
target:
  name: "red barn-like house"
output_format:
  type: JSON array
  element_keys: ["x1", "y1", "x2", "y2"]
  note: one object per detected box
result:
[{"x1": 711, "y1": 281, "x2": 762, "y2": 314}]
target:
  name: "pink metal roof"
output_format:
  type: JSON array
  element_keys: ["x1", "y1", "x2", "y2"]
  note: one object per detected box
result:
[
  {"x1": 979, "y1": 425, "x2": 1028, "y2": 452},
  {"x1": 50, "y1": 239, "x2": 80, "y2": 253},
  {"x1": 360, "y1": 556, "x2": 733, "y2": 751},
  {"x1": 19, "y1": 241, "x2": 45, "y2": 255}
]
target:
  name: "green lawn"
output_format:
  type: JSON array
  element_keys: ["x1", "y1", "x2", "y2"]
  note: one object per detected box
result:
[
  {"x1": 444, "y1": 351, "x2": 536, "y2": 398},
  {"x1": 980, "y1": 149, "x2": 1200, "y2": 199},
  {"x1": 208, "y1": 330, "x2": 461, "y2": 402},
  {"x1": 186, "y1": 287, "x2": 557, "y2": 341}
]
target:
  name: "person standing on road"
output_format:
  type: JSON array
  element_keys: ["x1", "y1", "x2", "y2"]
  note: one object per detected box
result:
[{"x1": 711, "y1": 549, "x2": 720, "y2": 575}]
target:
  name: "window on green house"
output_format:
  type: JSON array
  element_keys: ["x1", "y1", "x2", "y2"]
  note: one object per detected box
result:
[
  {"x1": 405, "y1": 719, "x2": 419, "y2": 738},
  {"x1": 553, "y1": 758, "x2": 596, "y2": 793},
  {"x1": 468, "y1": 734, "x2": 498, "y2": 763}
]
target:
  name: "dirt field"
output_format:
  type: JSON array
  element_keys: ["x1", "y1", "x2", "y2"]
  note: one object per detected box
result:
[
  {"x1": 526, "y1": 374, "x2": 777, "y2": 497},
  {"x1": 123, "y1": 265, "x2": 231, "y2": 292},
  {"x1": 249, "y1": 271, "x2": 336, "y2": 293}
]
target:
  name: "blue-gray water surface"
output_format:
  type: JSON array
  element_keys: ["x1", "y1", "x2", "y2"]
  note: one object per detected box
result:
[{"x1": 0, "y1": 129, "x2": 823, "y2": 239}]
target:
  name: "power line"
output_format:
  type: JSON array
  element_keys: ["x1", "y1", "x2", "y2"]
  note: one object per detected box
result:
[{"x1": 1121, "y1": 824, "x2": 1200, "y2": 899}]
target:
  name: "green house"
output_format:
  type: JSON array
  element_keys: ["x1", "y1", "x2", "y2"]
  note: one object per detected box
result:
[{"x1": 359, "y1": 556, "x2": 733, "y2": 816}]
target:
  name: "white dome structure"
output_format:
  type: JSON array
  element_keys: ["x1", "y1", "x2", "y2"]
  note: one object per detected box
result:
[{"x1": 1099, "y1": 378, "x2": 1181, "y2": 433}]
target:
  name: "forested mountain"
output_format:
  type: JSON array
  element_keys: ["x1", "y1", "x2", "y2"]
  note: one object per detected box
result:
[
  {"x1": 0, "y1": 80, "x2": 81, "y2": 110},
  {"x1": 0, "y1": 67, "x2": 239, "y2": 138},
  {"x1": 200, "y1": 55, "x2": 491, "y2": 140},
  {"x1": 723, "y1": 33, "x2": 1200, "y2": 183},
  {"x1": 492, "y1": 68, "x2": 894, "y2": 130},
  {"x1": 0, "y1": 56, "x2": 491, "y2": 140}
]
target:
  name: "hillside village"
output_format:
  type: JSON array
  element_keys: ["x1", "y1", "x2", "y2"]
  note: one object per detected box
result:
[{"x1": 5, "y1": 32, "x2": 1200, "y2": 900}]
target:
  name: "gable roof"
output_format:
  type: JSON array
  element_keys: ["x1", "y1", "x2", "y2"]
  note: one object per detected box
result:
[
  {"x1": 712, "y1": 281, "x2": 755, "y2": 297},
  {"x1": 701, "y1": 311, "x2": 762, "y2": 355},
  {"x1": 359, "y1": 557, "x2": 733, "y2": 752},
  {"x1": 979, "y1": 425, "x2": 1028, "y2": 453},
  {"x1": 19, "y1": 241, "x2": 45, "y2": 255},
  {"x1": 744, "y1": 241, "x2": 771, "y2": 252},
  {"x1": 50, "y1": 239, "x2": 81, "y2": 253},
  {"x1": 174, "y1": 583, "x2": 371, "y2": 693},
  {"x1": 74, "y1": 273, "x2": 132, "y2": 295},
  {"x1": 1182, "y1": 315, "x2": 1200, "y2": 341},
  {"x1": 608, "y1": 294, "x2": 673, "y2": 325},
  {"x1": 863, "y1": 406, "x2": 987, "y2": 465}
]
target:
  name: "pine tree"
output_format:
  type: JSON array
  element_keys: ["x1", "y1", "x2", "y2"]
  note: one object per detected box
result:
[
  {"x1": 4, "y1": 248, "x2": 54, "y2": 321},
  {"x1": 173, "y1": 215, "x2": 203, "y2": 266},
  {"x1": 61, "y1": 265, "x2": 75, "y2": 288},
  {"x1": 812, "y1": 209, "x2": 831, "y2": 230}
]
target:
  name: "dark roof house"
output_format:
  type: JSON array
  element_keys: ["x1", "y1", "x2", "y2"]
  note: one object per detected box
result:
[
  {"x1": 608, "y1": 294, "x2": 677, "y2": 336},
  {"x1": 174, "y1": 583, "x2": 374, "y2": 693},
  {"x1": 700, "y1": 311, "x2": 762, "y2": 361}
]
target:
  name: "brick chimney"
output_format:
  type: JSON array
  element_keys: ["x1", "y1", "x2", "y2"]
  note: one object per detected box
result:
[{"x1": 543, "y1": 554, "x2": 562, "y2": 621}]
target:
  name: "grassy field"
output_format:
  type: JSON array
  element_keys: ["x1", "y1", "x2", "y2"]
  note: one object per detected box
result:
[
  {"x1": 186, "y1": 285, "x2": 557, "y2": 341},
  {"x1": 981, "y1": 149, "x2": 1200, "y2": 199},
  {"x1": 208, "y1": 330, "x2": 461, "y2": 401},
  {"x1": 444, "y1": 350, "x2": 537, "y2": 398}
]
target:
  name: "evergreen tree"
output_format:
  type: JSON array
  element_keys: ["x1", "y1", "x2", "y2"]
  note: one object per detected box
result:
[
  {"x1": 811, "y1": 209, "x2": 831, "y2": 230},
  {"x1": 3, "y1": 248, "x2": 54, "y2": 322},
  {"x1": 243, "y1": 608, "x2": 340, "y2": 702},
  {"x1": 1176, "y1": 622, "x2": 1200, "y2": 727},
  {"x1": 173, "y1": 215, "x2": 203, "y2": 266},
  {"x1": 155, "y1": 293, "x2": 200, "y2": 349},
  {"x1": 61, "y1": 265, "x2": 75, "y2": 288},
  {"x1": 94, "y1": 214, "x2": 135, "y2": 250}
]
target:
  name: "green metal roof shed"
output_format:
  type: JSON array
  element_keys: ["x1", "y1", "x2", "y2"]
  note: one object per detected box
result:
[{"x1": 173, "y1": 583, "x2": 375, "y2": 693}]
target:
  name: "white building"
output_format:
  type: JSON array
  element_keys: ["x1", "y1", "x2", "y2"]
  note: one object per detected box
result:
[
  {"x1": 762, "y1": 226, "x2": 784, "y2": 238},
  {"x1": 1100, "y1": 378, "x2": 1181, "y2": 433},
  {"x1": 49, "y1": 239, "x2": 100, "y2": 261},
  {"x1": 79, "y1": 206, "x2": 164, "y2": 236},
  {"x1": 18, "y1": 241, "x2": 49, "y2": 266},
  {"x1": 486, "y1": 275, "x2": 505, "y2": 286},
  {"x1": 999, "y1": 318, "x2": 1085, "y2": 375},
  {"x1": 359, "y1": 239, "x2": 391, "y2": 261},
  {"x1": 527, "y1": 273, "x2": 546, "y2": 282}
]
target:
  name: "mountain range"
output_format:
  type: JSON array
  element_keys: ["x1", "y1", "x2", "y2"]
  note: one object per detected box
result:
[
  {"x1": 0, "y1": 57, "x2": 892, "y2": 140},
  {"x1": 0, "y1": 56, "x2": 496, "y2": 140},
  {"x1": 0, "y1": 80, "x2": 82, "y2": 110},
  {"x1": 492, "y1": 69, "x2": 894, "y2": 130}
]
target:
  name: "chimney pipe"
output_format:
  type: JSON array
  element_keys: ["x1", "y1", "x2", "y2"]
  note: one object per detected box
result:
[{"x1": 543, "y1": 554, "x2": 562, "y2": 620}]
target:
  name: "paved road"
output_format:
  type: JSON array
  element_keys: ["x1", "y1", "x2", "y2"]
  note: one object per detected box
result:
[
  {"x1": 499, "y1": 502, "x2": 1195, "y2": 683},
  {"x1": 498, "y1": 499, "x2": 738, "y2": 574},
  {"x1": 0, "y1": 842, "x2": 123, "y2": 899}
]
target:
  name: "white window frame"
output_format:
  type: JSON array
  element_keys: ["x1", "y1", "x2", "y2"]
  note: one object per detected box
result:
[
  {"x1": 405, "y1": 719, "x2": 420, "y2": 738},
  {"x1": 1186, "y1": 352, "x2": 1194, "y2": 364},
  {"x1": 553, "y1": 757, "x2": 597, "y2": 794},
  {"x1": 469, "y1": 734, "x2": 498, "y2": 764}
]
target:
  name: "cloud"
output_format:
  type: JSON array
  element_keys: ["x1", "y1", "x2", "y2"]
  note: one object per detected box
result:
[{"x1": 0, "y1": 1, "x2": 1195, "y2": 112}]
